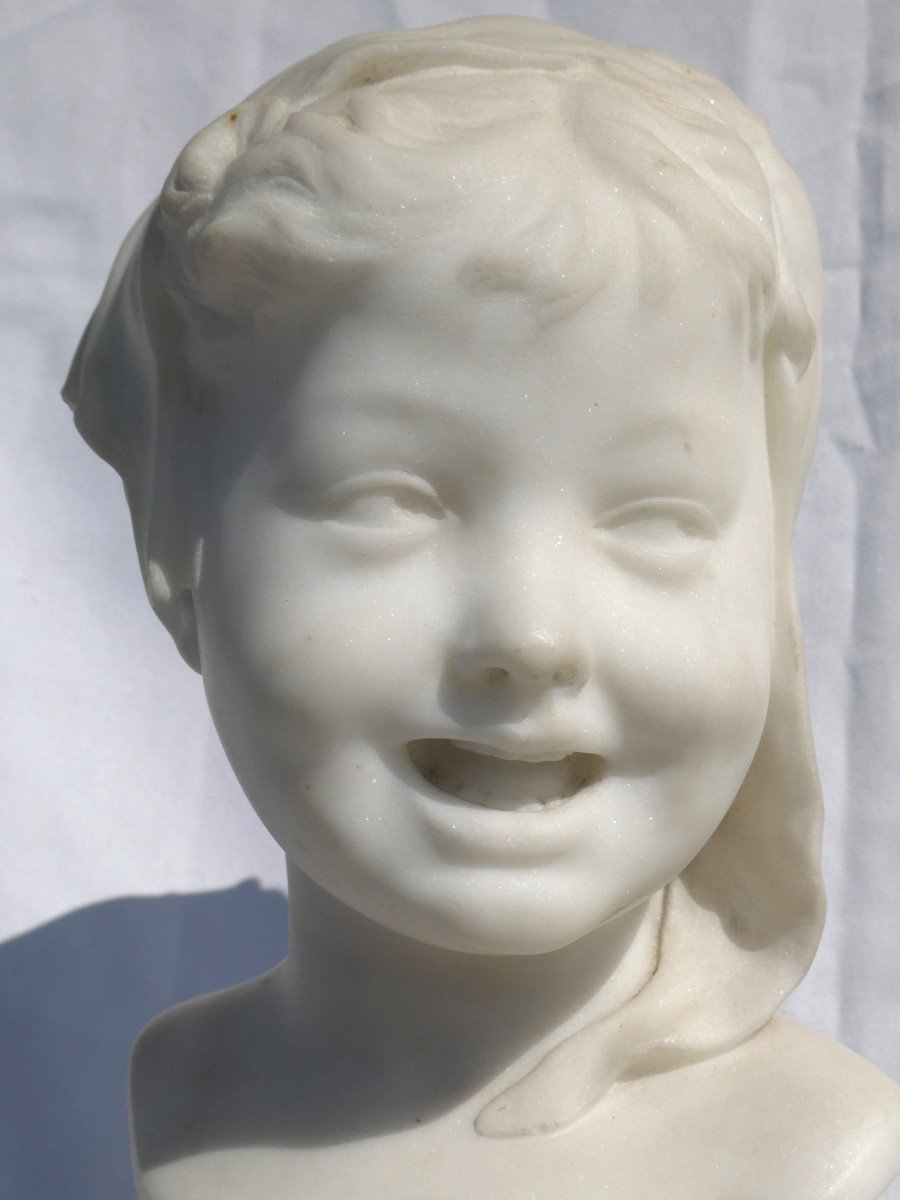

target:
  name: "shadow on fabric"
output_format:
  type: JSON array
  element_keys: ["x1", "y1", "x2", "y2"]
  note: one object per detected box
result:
[{"x1": 0, "y1": 881, "x2": 287, "y2": 1200}]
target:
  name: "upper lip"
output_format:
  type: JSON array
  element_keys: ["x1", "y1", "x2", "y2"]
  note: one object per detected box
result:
[
  {"x1": 449, "y1": 740, "x2": 573, "y2": 763},
  {"x1": 410, "y1": 732, "x2": 599, "y2": 762}
]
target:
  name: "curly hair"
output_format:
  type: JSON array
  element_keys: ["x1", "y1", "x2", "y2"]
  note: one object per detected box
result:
[{"x1": 66, "y1": 19, "x2": 821, "y2": 504}]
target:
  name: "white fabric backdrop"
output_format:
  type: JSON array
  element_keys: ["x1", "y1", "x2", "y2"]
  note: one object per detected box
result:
[{"x1": 2, "y1": 1, "x2": 898, "y2": 1196}]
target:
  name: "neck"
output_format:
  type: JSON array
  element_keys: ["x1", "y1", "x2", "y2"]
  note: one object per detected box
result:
[{"x1": 274, "y1": 863, "x2": 661, "y2": 1130}]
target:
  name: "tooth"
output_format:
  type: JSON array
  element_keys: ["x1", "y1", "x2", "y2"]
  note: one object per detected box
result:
[{"x1": 408, "y1": 741, "x2": 602, "y2": 811}]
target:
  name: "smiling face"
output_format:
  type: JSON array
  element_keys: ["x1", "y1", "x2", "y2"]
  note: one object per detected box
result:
[{"x1": 190, "y1": 247, "x2": 773, "y2": 956}]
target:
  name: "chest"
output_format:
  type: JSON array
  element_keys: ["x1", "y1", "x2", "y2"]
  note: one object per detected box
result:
[{"x1": 136, "y1": 1082, "x2": 824, "y2": 1200}]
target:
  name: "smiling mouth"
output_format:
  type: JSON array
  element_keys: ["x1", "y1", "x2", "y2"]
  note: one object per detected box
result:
[{"x1": 407, "y1": 739, "x2": 603, "y2": 812}]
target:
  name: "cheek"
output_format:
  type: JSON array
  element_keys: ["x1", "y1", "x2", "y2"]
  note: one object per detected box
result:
[
  {"x1": 196, "y1": 517, "x2": 450, "y2": 732},
  {"x1": 604, "y1": 573, "x2": 772, "y2": 770}
]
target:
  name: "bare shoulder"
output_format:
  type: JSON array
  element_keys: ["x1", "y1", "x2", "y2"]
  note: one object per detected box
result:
[
  {"x1": 724, "y1": 1016, "x2": 900, "y2": 1198},
  {"x1": 130, "y1": 974, "x2": 275, "y2": 1175}
]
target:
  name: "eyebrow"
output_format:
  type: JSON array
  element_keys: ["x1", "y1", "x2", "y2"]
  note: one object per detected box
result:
[
  {"x1": 604, "y1": 417, "x2": 704, "y2": 456},
  {"x1": 266, "y1": 385, "x2": 489, "y2": 476},
  {"x1": 295, "y1": 384, "x2": 492, "y2": 438}
]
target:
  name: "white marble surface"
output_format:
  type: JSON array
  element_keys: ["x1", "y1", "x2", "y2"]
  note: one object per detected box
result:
[{"x1": 2, "y1": 3, "x2": 899, "y2": 1198}]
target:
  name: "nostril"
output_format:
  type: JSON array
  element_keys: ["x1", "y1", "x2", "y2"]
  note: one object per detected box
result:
[
  {"x1": 482, "y1": 666, "x2": 510, "y2": 685},
  {"x1": 552, "y1": 664, "x2": 580, "y2": 687}
]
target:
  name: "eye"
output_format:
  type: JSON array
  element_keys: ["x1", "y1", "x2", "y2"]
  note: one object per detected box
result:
[
  {"x1": 597, "y1": 498, "x2": 716, "y2": 557},
  {"x1": 323, "y1": 472, "x2": 446, "y2": 536}
]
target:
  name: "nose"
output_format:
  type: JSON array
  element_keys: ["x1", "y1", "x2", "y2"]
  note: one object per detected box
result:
[
  {"x1": 452, "y1": 626, "x2": 590, "y2": 693},
  {"x1": 451, "y1": 558, "x2": 591, "y2": 695}
]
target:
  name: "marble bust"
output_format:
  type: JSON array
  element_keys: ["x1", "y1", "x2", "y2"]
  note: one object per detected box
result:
[{"x1": 63, "y1": 16, "x2": 900, "y2": 1200}]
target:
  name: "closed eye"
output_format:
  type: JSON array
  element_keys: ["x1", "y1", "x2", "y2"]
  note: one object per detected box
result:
[
  {"x1": 597, "y1": 498, "x2": 716, "y2": 556},
  {"x1": 323, "y1": 472, "x2": 446, "y2": 535}
]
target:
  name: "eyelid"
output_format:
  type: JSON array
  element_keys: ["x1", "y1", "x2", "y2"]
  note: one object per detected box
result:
[
  {"x1": 321, "y1": 471, "x2": 445, "y2": 517},
  {"x1": 597, "y1": 497, "x2": 717, "y2": 552}
]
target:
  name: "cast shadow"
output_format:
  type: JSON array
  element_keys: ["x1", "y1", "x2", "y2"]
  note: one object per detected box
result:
[{"x1": 0, "y1": 881, "x2": 287, "y2": 1200}]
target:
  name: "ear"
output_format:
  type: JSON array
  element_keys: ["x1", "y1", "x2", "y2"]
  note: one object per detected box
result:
[
  {"x1": 145, "y1": 560, "x2": 202, "y2": 673},
  {"x1": 141, "y1": 412, "x2": 203, "y2": 675}
]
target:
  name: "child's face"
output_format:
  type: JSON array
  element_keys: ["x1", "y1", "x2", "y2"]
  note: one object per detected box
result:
[{"x1": 192, "y1": 248, "x2": 773, "y2": 956}]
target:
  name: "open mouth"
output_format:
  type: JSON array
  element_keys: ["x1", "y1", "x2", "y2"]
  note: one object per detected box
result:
[{"x1": 407, "y1": 739, "x2": 603, "y2": 812}]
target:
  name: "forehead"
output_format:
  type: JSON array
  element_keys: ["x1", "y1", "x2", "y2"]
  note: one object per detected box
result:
[
  {"x1": 292, "y1": 244, "x2": 750, "y2": 408},
  {"x1": 240, "y1": 247, "x2": 763, "y2": 505}
]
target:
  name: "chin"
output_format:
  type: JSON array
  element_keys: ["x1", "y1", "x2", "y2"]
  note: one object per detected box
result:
[{"x1": 356, "y1": 874, "x2": 641, "y2": 958}]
